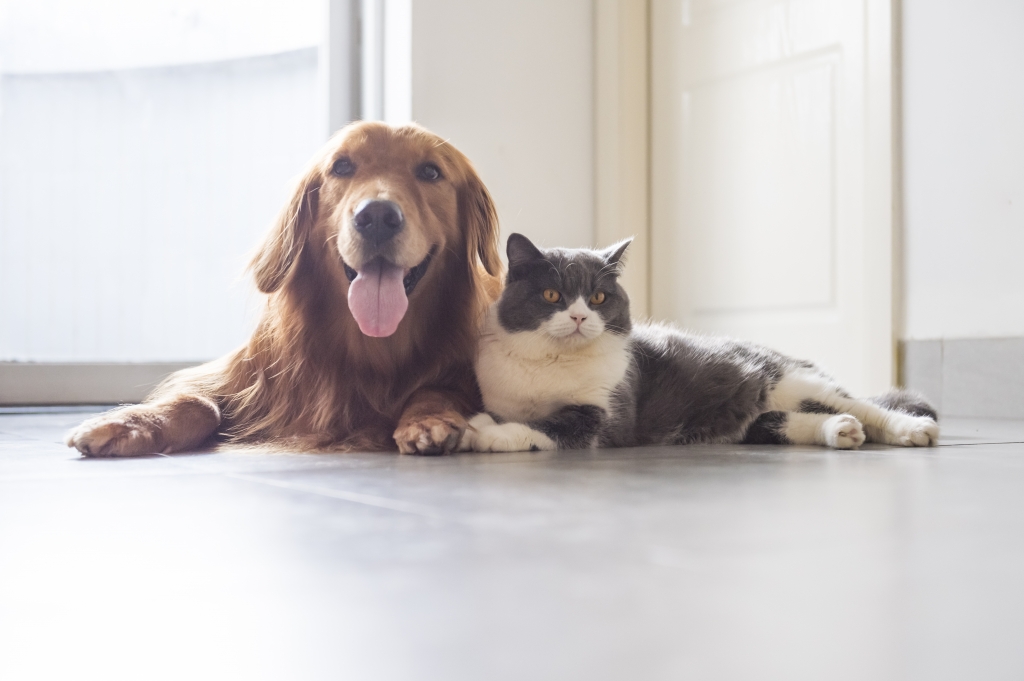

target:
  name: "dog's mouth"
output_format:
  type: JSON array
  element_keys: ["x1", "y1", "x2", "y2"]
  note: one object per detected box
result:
[{"x1": 343, "y1": 248, "x2": 435, "y2": 338}]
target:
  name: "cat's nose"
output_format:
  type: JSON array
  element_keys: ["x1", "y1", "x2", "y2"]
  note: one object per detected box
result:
[{"x1": 570, "y1": 313, "x2": 587, "y2": 327}]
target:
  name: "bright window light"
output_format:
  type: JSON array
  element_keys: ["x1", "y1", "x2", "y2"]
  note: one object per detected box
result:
[{"x1": 0, "y1": 1, "x2": 329, "y2": 363}]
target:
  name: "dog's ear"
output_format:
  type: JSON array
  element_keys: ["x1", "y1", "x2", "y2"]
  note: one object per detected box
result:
[
  {"x1": 460, "y1": 163, "x2": 502, "y2": 277},
  {"x1": 251, "y1": 165, "x2": 322, "y2": 293}
]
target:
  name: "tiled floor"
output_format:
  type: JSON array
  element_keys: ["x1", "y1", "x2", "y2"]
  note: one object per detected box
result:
[{"x1": 2, "y1": 409, "x2": 1024, "y2": 681}]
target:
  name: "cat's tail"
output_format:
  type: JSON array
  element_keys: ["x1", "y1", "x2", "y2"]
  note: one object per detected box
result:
[{"x1": 868, "y1": 388, "x2": 938, "y2": 421}]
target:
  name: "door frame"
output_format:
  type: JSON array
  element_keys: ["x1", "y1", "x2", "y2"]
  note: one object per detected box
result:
[
  {"x1": 866, "y1": 0, "x2": 900, "y2": 389},
  {"x1": 594, "y1": 0, "x2": 651, "y2": 317}
]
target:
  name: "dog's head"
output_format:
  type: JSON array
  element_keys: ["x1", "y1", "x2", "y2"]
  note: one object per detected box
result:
[{"x1": 251, "y1": 121, "x2": 501, "y2": 337}]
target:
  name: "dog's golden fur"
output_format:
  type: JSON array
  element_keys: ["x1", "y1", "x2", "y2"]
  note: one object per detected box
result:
[{"x1": 66, "y1": 122, "x2": 502, "y2": 456}]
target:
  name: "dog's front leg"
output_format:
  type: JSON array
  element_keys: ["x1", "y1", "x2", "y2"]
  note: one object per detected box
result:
[
  {"x1": 394, "y1": 388, "x2": 471, "y2": 455},
  {"x1": 66, "y1": 394, "x2": 221, "y2": 457}
]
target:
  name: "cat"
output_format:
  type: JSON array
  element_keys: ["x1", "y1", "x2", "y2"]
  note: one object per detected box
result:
[{"x1": 458, "y1": 233, "x2": 939, "y2": 453}]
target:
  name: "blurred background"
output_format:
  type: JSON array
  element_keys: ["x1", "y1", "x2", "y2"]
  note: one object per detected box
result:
[{"x1": 0, "y1": 0, "x2": 1021, "y2": 415}]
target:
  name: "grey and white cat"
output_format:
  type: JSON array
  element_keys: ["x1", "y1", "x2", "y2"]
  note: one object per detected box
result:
[{"x1": 459, "y1": 234, "x2": 939, "y2": 452}]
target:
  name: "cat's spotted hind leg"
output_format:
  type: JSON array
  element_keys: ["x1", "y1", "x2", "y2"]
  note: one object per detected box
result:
[
  {"x1": 818, "y1": 395, "x2": 939, "y2": 447},
  {"x1": 865, "y1": 413, "x2": 939, "y2": 447},
  {"x1": 743, "y1": 411, "x2": 865, "y2": 450}
]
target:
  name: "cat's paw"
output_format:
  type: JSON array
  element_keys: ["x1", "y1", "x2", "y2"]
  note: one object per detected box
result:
[
  {"x1": 474, "y1": 423, "x2": 555, "y2": 452},
  {"x1": 822, "y1": 414, "x2": 865, "y2": 449},
  {"x1": 456, "y1": 413, "x2": 497, "y2": 451},
  {"x1": 886, "y1": 415, "x2": 940, "y2": 447}
]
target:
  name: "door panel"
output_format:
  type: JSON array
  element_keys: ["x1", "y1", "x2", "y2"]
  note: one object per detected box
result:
[
  {"x1": 684, "y1": 56, "x2": 836, "y2": 312},
  {"x1": 651, "y1": 0, "x2": 892, "y2": 395}
]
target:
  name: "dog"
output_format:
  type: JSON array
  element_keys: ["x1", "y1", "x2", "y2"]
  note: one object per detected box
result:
[{"x1": 66, "y1": 122, "x2": 503, "y2": 456}]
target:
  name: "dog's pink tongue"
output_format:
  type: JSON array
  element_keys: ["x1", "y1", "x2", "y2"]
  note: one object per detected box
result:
[{"x1": 347, "y1": 260, "x2": 408, "y2": 337}]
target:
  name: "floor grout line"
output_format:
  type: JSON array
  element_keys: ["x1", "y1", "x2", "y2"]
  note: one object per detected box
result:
[
  {"x1": 937, "y1": 441, "x2": 1024, "y2": 448},
  {"x1": 225, "y1": 472, "x2": 445, "y2": 519}
]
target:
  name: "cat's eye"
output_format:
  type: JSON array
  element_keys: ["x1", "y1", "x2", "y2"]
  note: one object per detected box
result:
[
  {"x1": 543, "y1": 289, "x2": 561, "y2": 303},
  {"x1": 590, "y1": 291, "x2": 607, "y2": 305}
]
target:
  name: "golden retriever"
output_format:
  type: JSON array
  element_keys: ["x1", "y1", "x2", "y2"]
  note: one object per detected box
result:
[{"x1": 66, "y1": 121, "x2": 502, "y2": 456}]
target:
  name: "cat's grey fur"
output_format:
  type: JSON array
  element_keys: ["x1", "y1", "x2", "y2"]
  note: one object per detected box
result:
[{"x1": 459, "y1": 234, "x2": 939, "y2": 452}]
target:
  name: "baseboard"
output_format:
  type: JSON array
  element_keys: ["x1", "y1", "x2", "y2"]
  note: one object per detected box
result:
[
  {"x1": 0, "y1": 362, "x2": 200, "y2": 406},
  {"x1": 901, "y1": 338, "x2": 1024, "y2": 419}
]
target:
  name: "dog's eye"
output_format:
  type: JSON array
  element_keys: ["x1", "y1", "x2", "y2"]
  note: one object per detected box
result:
[
  {"x1": 332, "y1": 157, "x2": 356, "y2": 177},
  {"x1": 543, "y1": 289, "x2": 561, "y2": 303},
  {"x1": 417, "y1": 163, "x2": 442, "y2": 181},
  {"x1": 590, "y1": 291, "x2": 606, "y2": 305}
]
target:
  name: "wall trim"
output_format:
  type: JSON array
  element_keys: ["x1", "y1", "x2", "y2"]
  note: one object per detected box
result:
[
  {"x1": 865, "y1": 0, "x2": 898, "y2": 390},
  {"x1": 901, "y1": 338, "x2": 1024, "y2": 419},
  {"x1": 594, "y1": 0, "x2": 650, "y2": 316},
  {"x1": 0, "y1": 362, "x2": 199, "y2": 406},
  {"x1": 321, "y1": 0, "x2": 361, "y2": 135}
]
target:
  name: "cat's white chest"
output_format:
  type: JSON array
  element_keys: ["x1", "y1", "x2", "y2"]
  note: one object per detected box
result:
[{"x1": 475, "y1": 311, "x2": 630, "y2": 423}]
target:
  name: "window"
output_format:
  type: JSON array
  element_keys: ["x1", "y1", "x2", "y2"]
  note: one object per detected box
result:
[{"x1": 0, "y1": 0, "x2": 327, "y2": 362}]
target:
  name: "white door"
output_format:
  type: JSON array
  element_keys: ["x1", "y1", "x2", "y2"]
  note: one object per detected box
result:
[{"x1": 650, "y1": 0, "x2": 895, "y2": 396}]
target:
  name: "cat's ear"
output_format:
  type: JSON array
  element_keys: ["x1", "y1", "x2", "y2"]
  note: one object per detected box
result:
[
  {"x1": 600, "y1": 238, "x2": 633, "y2": 273},
  {"x1": 506, "y1": 233, "x2": 545, "y2": 269}
]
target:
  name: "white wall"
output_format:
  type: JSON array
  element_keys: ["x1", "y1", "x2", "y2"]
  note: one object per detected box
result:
[
  {"x1": 902, "y1": 0, "x2": 1024, "y2": 340},
  {"x1": 409, "y1": 0, "x2": 595, "y2": 251}
]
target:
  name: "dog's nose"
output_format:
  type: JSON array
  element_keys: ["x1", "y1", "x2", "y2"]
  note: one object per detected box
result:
[{"x1": 353, "y1": 199, "x2": 404, "y2": 244}]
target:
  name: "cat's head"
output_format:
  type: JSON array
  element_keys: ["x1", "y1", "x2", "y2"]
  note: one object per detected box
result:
[{"x1": 496, "y1": 233, "x2": 632, "y2": 345}]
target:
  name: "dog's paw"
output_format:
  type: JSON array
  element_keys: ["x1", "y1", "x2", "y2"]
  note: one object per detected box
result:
[
  {"x1": 887, "y1": 415, "x2": 940, "y2": 447},
  {"x1": 473, "y1": 423, "x2": 555, "y2": 453},
  {"x1": 394, "y1": 413, "x2": 467, "y2": 456},
  {"x1": 822, "y1": 414, "x2": 865, "y2": 450},
  {"x1": 65, "y1": 408, "x2": 162, "y2": 457}
]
